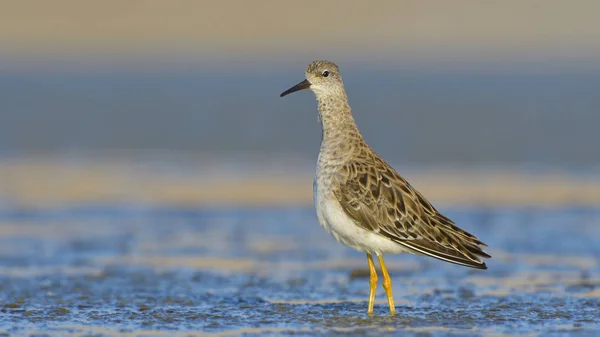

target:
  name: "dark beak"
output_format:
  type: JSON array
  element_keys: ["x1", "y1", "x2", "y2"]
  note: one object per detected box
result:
[{"x1": 280, "y1": 79, "x2": 311, "y2": 97}]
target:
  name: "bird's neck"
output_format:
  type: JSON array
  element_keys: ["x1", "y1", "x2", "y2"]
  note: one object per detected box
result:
[{"x1": 316, "y1": 93, "x2": 363, "y2": 147}]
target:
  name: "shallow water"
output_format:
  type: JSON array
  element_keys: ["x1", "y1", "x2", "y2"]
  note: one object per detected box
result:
[{"x1": 0, "y1": 205, "x2": 599, "y2": 336}]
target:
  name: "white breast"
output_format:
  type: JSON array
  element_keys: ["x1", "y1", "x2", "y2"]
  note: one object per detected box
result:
[{"x1": 313, "y1": 176, "x2": 412, "y2": 255}]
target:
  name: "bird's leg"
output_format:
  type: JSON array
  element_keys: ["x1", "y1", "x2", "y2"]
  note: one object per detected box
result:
[
  {"x1": 366, "y1": 253, "x2": 378, "y2": 315},
  {"x1": 377, "y1": 253, "x2": 396, "y2": 315}
]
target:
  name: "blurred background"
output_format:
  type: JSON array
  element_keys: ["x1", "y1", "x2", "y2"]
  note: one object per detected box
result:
[
  {"x1": 1, "y1": 2, "x2": 600, "y2": 335},
  {"x1": 1, "y1": 0, "x2": 600, "y2": 207}
]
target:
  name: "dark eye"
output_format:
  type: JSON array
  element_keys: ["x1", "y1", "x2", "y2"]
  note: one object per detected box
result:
[{"x1": 322, "y1": 70, "x2": 329, "y2": 77}]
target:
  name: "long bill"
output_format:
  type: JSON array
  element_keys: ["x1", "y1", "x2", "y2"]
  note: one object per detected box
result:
[{"x1": 280, "y1": 79, "x2": 311, "y2": 97}]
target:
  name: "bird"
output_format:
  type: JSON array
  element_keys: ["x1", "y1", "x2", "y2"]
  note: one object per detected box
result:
[{"x1": 279, "y1": 60, "x2": 490, "y2": 315}]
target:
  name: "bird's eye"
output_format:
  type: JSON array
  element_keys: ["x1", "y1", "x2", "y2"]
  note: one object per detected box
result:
[{"x1": 322, "y1": 70, "x2": 329, "y2": 77}]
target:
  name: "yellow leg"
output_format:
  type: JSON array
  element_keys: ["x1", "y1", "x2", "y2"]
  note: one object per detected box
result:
[
  {"x1": 377, "y1": 253, "x2": 396, "y2": 315},
  {"x1": 366, "y1": 253, "x2": 378, "y2": 315}
]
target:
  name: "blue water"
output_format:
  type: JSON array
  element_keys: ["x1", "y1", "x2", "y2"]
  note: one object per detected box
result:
[
  {"x1": 1, "y1": 68, "x2": 600, "y2": 168},
  {"x1": 0, "y1": 205, "x2": 599, "y2": 336}
]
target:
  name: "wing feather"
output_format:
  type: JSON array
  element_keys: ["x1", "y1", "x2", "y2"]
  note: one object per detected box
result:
[{"x1": 334, "y1": 157, "x2": 490, "y2": 269}]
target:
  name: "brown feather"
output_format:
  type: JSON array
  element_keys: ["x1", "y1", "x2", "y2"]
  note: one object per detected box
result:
[{"x1": 334, "y1": 151, "x2": 491, "y2": 269}]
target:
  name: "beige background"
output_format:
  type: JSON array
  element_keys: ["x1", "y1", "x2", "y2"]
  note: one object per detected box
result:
[{"x1": 1, "y1": 1, "x2": 599, "y2": 65}]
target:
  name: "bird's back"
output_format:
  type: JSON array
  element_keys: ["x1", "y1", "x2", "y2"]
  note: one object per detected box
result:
[{"x1": 317, "y1": 138, "x2": 490, "y2": 269}]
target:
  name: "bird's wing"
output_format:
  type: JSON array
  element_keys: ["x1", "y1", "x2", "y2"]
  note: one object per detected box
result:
[{"x1": 333, "y1": 157, "x2": 490, "y2": 269}]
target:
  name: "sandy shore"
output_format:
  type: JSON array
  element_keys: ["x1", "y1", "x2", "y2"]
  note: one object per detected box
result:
[
  {"x1": 1, "y1": 158, "x2": 598, "y2": 207},
  {"x1": 1, "y1": 1, "x2": 599, "y2": 67}
]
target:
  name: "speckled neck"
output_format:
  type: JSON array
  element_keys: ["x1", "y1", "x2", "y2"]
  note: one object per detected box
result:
[{"x1": 315, "y1": 92, "x2": 363, "y2": 146}]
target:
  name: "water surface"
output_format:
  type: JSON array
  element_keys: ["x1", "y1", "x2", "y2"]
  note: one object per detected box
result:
[{"x1": 1, "y1": 205, "x2": 598, "y2": 336}]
